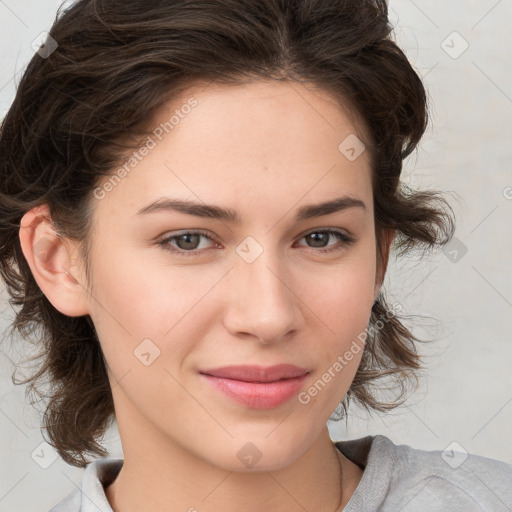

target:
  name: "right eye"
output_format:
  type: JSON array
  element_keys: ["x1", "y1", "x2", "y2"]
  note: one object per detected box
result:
[{"x1": 157, "y1": 230, "x2": 220, "y2": 256}]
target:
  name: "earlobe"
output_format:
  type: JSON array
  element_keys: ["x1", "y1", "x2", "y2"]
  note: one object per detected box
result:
[{"x1": 18, "y1": 205, "x2": 90, "y2": 317}]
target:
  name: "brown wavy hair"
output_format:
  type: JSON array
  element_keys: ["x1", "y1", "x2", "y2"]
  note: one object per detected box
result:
[{"x1": 0, "y1": 0, "x2": 455, "y2": 468}]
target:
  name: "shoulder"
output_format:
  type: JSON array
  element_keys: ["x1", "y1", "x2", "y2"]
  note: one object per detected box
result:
[
  {"x1": 386, "y1": 436, "x2": 512, "y2": 511},
  {"x1": 49, "y1": 458, "x2": 123, "y2": 512},
  {"x1": 336, "y1": 435, "x2": 512, "y2": 512}
]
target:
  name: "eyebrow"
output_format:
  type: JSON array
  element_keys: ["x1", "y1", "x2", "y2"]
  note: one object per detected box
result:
[{"x1": 136, "y1": 195, "x2": 366, "y2": 223}]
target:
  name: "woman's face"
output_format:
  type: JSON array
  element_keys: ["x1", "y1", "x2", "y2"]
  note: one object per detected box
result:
[{"x1": 83, "y1": 80, "x2": 383, "y2": 470}]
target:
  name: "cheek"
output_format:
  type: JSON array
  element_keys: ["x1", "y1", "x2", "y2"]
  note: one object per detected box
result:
[
  {"x1": 298, "y1": 245, "x2": 377, "y2": 392},
  {"x1": 299, "y1": 262, "x2": 375, "y2": 410},
  {"x1": 87, "y1": 240, "x2": 185, "y2": 334},
  {"x1": 85, "y1": 244, "x2": 218, "y2": 383},
  {"x1": 301, "y1": 243, "x2": 377, "y2": 335}
]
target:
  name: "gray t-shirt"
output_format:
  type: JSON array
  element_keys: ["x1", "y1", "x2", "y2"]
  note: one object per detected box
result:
[{"x1": 49, "y1": 434, "x2": 512, "y2": 511}]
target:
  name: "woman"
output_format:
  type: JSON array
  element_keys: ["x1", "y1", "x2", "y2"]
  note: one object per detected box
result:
[{"x1": 1, "y1": 0, "x2": 510, "y2": 511}]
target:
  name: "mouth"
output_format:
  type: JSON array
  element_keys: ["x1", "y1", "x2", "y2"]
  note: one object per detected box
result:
[
  {"x1": 198, "y1": 365, "x2": 311, "y2": 409},
  {"x1": 198, "y1": 364, "x2": 310, "y2": 383}
]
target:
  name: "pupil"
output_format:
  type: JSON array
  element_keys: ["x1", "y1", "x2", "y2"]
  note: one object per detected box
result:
[
  {"x1": 308, "y1": 233, "x2": 328, "y2": 247},
  {"x1": 178, "y1": 234, "x2": 200, "y2": 250}
]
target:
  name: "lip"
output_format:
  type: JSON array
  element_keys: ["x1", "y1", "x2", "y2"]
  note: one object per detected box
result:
[
  {"x1": 199, "y1": 364, "x2": 310, "y2": 409},
  {"x1": 199, "y1": 364, "x2": 310, "y2": 382}
]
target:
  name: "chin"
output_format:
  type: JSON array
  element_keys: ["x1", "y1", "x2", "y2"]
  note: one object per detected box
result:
[{"x1": 199, "y1": 435, "x2": 306, "y2": 473}]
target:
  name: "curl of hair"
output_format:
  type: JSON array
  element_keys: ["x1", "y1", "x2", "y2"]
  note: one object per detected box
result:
[{"x1": 0, "y1": 0, "x2": 455, "y2": 467}]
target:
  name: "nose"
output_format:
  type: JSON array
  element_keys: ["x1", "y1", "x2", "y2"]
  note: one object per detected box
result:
[{"x1": 222, "y1": 247, "x2": 303, "y2": 345}]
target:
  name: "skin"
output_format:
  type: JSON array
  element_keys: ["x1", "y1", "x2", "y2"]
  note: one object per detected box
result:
[{"x1": 19, "y1": 80, "x2": 393, "y2": 512}]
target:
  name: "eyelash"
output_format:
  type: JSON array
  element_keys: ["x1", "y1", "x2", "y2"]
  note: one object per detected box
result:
[{"x1": 157, "y1": 229, "x2": 356, "y2": 257}]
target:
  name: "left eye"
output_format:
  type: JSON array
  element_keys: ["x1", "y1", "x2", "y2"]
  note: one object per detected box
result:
[
  {"x1": 157, "y1": 229, "x2": 355, "y2": 256},
  {"x1": 296, "y1": 230, "x2": 355, "y2": 252}
]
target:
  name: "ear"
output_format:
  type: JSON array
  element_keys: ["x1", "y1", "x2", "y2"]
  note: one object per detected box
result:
[
  {"x1": 373, "y1": 228, "x2": 395, "y2": 303},
  {"x1": 18, "y1": 204, "x2": 90, "y2": 317}
]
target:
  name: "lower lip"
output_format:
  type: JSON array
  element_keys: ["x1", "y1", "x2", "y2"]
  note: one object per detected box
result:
[{"x1": 199, "y1": 373, "x2": 309, "y2": 409}]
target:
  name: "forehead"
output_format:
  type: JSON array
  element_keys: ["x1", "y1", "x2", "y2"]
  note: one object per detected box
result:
[
  {"x1": 160, "y1": 79, "x2": 368, "y2": 158},
  {"x1": 93, "y1": 79, "x2": 373, "y2": 222}
]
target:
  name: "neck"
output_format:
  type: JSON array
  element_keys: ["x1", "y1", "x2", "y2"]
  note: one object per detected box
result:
[{"x1": 105, "y1": 426, "x2": 362, "y2": 512}]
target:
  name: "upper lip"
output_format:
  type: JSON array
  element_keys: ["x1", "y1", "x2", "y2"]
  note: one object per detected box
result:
[{"x1": 199, "y1": 364, "x2": 310, "y2": 383}]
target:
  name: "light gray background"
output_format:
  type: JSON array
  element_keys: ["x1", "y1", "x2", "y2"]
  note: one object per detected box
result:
[{"x1": 1, "y1": 1, "x2": 511, "y2": 511}]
